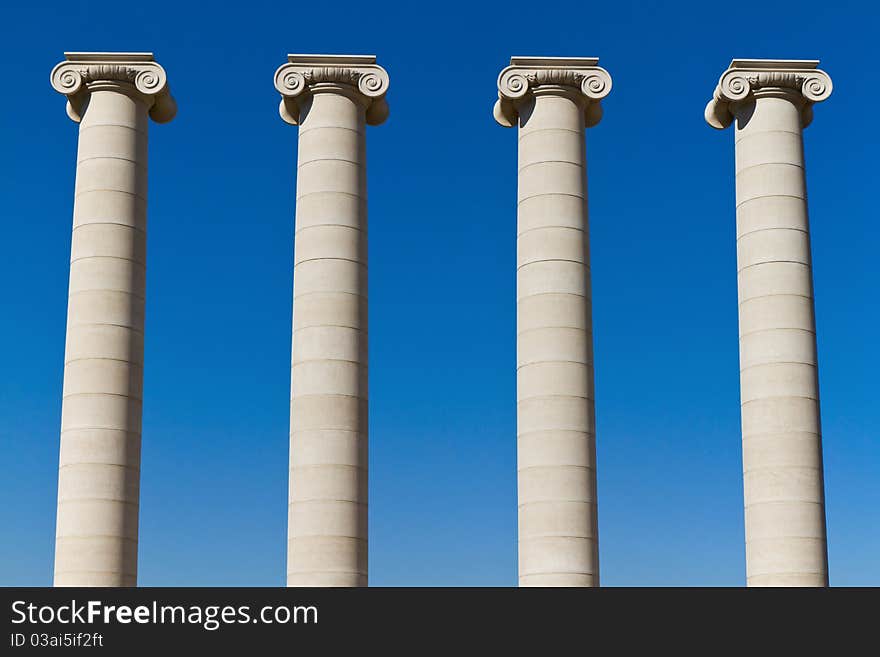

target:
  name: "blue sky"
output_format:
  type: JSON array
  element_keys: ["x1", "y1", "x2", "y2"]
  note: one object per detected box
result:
[{"x1": 0, "y1": 0, "x2": 876, "y2": 586}]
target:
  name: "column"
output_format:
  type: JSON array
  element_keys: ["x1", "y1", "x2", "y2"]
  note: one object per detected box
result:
[
  {"x1": 706, "y1": 59, "x2": 832, "y2": 586},
  {"x1": 50, "y1": 52, "x2": 176, "y2": 586},
  {"x1": 494, "y1": 57, "x2": 611, "y2": 587},
  {"x1": 274, "y1": 55, "x2": 389, "y2": 587}
]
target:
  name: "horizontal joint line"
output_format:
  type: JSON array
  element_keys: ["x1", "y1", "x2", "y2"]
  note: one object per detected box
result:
[
  {"x1": 55, "y1": 535, "x2": 138, "y2": 542},
  {"x1": 59, "y1": 463, "x2": 139, "y2": 469},
  {"x1": 79, "y1": 123, "x2": 146, "y2": 135},
  {"x1": 291, "y1": 393, "x2": 366, "y2": 401},
  {"x1": 518, "y1": 394, "x2": 593, "y2": 403},
  {"x1": 73, "y1": 223, "x2": 145, "y2": 235},
  {"x1": 517, "y1": 291, "x2": 590, "y2": 302},
  {"x1": 518, "y1": 259, "x2": 589, "y2": 271},
  {"x1": 518, "y1": 465, "x2": 595, "y2": 473},
  {"x1": 298, "y1": 157, "x2": 362, "y2": 168},
  {"x1": 517, "y1": 325, "x2": 591, "y2": 337},
  {"x1": 66, "y1": 322, "x2": 143, "y2": 334},
  {"x1": 65, "y1": 356, "x2": 138, "y2": 365},
  {"x1": 63, "y1": 392, "x2": 141, "y2": 402},
  {"x1": 740, "y1": 327, "x2": 815, "y2": 339},
  {"x1": 296, "y1": 224, "x2": 363, "y2": 235},
  {"x1": 518, "y1": 225, "x2": 585, "y2": 238},
  {"x1": 741, "y1": 394, "x2": 819, "y2": 405},
  {"x1": 736, "y1": 193, "x2": 805, "y2": 208},
  {"x1": 295, "y1": 256, "x2": 366, "y2": 267},
  {"x1": 518, "y1": 429, "x2": 595, "y2": 438},
  {"x1": 292, "y1": 357, "x2": 364, "y2": 366},
  {"x1": 78, "y1": 155, "x2": 145, "y2": 168},
  {"x1": 75, "y1": 190, "x2": 146, "y2": 201},
  {"x1": 299, "y1": 126, "x2": 364, "y2": 137},
  {"x1": 518, "y1": 160, "x2": 584, "y2": 173},
  {"x1": 57, "y1": 498, "x2": 138, "y2": 505},
  {"x1": 737, "y1": 226, "x2": 808, "y2": 240},
  {"x1": 738, "y1": 292, "x2": 812, "y2": 305},
  {"x1": 296, "y1": 190, "x2": 365, "y2": 202},
  {"x1": 740, "y1": 361, "x2": 816, "y2": 373},
  {"x1": 735, "y1": 161, "x2": 804, "y2": 176},
  {"x1": 518, "y1": 192, "x2": 584, "y2": 204}
]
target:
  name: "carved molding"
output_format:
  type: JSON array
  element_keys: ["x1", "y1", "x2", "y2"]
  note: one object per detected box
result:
[
  {"x1": 705, "y1": 59, "x2": 832, "y2": 130},
  {"x1": 274, "y1": 54, "x2": 390, "y2": 126},
  {"x1": 494, "y1": 57, "x2": 612, "y2": 128},
  {"x1": 50, "y1": 52, "x2": 176, "y2": 124}
]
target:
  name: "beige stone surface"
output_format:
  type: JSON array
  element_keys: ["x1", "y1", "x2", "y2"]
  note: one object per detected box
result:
[
  {"x1": 275, "y1": 55, "x2": 389, "y2": 587},
  {"x1": 707, "y1": 59, "x2": 831, "y2": 587},
  {"x1": 51, "y1": 52, "x2": 175, "y2": 587},
  {"x1": 495, "y1": 57, "x2": 610, "y2": 587}
]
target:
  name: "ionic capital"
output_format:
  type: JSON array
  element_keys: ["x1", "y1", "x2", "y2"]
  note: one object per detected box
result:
[
  {"x1": 494, "y1": 57, "x2": 612, "y2": 128},
  {"x1": 50, "y1": 52, "x2": 176, "y2": 124},
  {"x1": 274, "y1": 54, "x2": 390, "y2": 126},
  {"x1": 705, "y1": 59, "x2": 832, "y2": 130}
]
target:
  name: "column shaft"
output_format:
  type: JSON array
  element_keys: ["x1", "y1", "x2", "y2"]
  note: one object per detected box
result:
[
  {"x1": 288, "y1": 88, "x2": 369, "y2": 587},
  {"x1": 734, "y1": 93, "x2": 828, "y2": 586},
  {"x1": 516, "y1": 89, "x2": 598, "y2": 586},
  {"x1": 55, "y1": 89, "x2": 149, "y2": 586}
]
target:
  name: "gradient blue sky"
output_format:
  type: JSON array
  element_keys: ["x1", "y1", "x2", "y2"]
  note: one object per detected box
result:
[{"x1": 1, "y1": 0, "x2": 876, "y2": 586}]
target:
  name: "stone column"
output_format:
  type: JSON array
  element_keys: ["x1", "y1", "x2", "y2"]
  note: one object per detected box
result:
[
  {"x1": 494, "y1": 57, "x2": 611, "y2": 587},
  {"x1": 50, "y1": 53, "x2": 176, "y2": 586},
  {"x1": 706, "y1": 59, "x2": 832, "y2": 586},
  {"x1": 274, "y1": 55, "x2": 389, "y2": 587}
]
